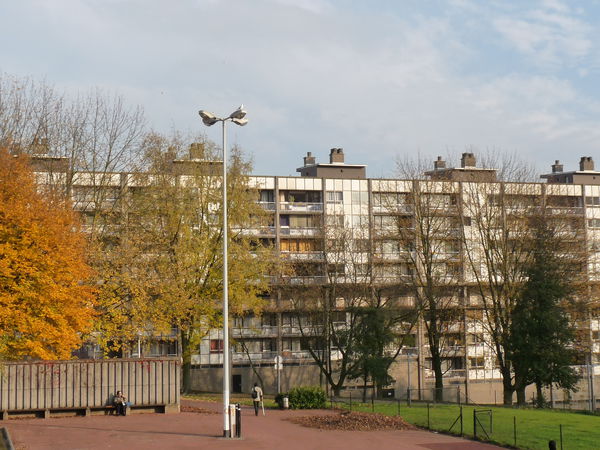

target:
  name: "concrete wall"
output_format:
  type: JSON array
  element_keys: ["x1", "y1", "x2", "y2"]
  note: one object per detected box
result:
[
  {"x1": 0, "y1": 358, "x2": 180, "y2": 411},
  {"x1": 191, "y1": 358, "x2": 600, "y2": 410},
  {"x1": 190, "y1": 364, "x2": 322, "y2": 395}
]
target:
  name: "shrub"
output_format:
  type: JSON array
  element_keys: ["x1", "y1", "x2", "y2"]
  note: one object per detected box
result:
[{"x1": 287, "y1": 386, "x2": 327, "y2": 409}]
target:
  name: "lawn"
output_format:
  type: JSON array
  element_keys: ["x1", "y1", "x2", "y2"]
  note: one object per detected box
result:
[{"x1": 340, "y1": 400, "x2": 600, "y2": 449}]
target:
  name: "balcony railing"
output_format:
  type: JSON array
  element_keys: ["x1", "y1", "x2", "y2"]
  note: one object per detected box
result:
[
  {"x1": 279, "y1": 227, "x2": 322, "y2": 237},
  {"x1": 280, "y1": 202, "x2": 323, "y2": 212},
  {"x1": 258, "y1": 201, "x2": 276, "y2": 211},
  {"x1": 231, "y1": 326, "x2": 278, "y2": 338},
  {"x1": 281, "y1": 251, "x2": 325, "y2": 261}
]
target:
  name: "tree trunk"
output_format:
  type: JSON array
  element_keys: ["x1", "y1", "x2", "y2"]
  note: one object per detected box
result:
[
  {"x1": 516, "y1": 386, "x2": 526, "y2": 406},
  {"x1": 497, "y1": 361, "x2": 514, "y2": 405},
  {"x1": 514, "y1": 371, "x2": 527, "y2": 406},
  {"x1": 180, "y1": 330, "x2": 192, "y2": 394},
  {"x1": 430, "y1": 347, "x2": 444, "y2": 402},
  {"x1": 535, "y1": 381, "x2": 545, "y2": 408}
]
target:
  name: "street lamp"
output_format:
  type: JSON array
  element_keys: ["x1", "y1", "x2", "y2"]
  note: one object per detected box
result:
[{"x1": 198, "y1": 105, "x2": 247, "y2": 438}]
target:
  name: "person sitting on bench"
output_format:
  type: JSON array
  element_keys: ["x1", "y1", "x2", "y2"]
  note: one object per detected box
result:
[{"x1": 113, "y1": 391, "x2": 127, "y2": 416}]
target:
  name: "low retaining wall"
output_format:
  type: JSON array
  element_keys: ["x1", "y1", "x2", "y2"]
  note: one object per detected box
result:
[{"x1": 0, "y1": 358, "x2": 180, "y2": 417}]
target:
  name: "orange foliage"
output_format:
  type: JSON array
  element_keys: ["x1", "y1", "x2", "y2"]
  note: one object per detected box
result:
[{"x1": 0, "y1": 148, "x2": 96, "y2": 360}]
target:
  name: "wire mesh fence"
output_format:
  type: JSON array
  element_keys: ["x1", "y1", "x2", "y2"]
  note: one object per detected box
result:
[{"x1": 328, "y1": 396, "x2": 599, "y2": 449}]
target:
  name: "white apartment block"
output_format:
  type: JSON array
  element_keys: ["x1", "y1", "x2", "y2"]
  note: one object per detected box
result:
[{"x1": 30, "y1": 149, "x2": 600, "y2": 402}]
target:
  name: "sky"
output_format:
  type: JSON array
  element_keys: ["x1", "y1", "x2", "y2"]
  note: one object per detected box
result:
[{"x1": 1, "y1": 0, "x2": 600, "y2": 177}]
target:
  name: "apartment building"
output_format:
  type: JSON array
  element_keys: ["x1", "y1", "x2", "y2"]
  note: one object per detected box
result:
[{"x1": 30, "y1": 149, "x2": 600, "y2": 402}]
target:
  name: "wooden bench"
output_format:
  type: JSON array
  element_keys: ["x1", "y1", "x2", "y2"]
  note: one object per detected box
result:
[{"x1": 0, "y1": 404, "x2": 177, "y2": 420}]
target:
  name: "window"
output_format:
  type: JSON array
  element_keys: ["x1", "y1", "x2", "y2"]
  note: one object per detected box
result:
[
  {"x1": 326, "y1": 214, "x2": 344, "y2": 227},
  {"x1": 259, "y1": 190, "x2": 274, "y2": 203},
  {"x1": 280, "y1": 239, "x2": 322, "y2": 252},
  {"x1": 326, "y1": 191, "x2": 343, "y2": 203},
  {"x1": 373, "y1": 215, "x2": 396, "y2": 229},
  {"x1": 586, "y1": 197, "x2": 600, "y2": 206},
  {"x1": 351, "y1": 191, "x2": 368, "y2": 204},
  {"x1": 209, "y1": 339, "x2": 223, "y2": 353},
  {"x1": 327, "y1": 263, "x2": 345, "y2": 277},
  {"x1": 588, "y1": 219, "x2": 600, "y2": 228},
  {"x1": 469, "y1": 357, "x2": 485, "y2": 368},
  {"x1": 467, "y1": 333, "x2": 484, "y2": 345}
]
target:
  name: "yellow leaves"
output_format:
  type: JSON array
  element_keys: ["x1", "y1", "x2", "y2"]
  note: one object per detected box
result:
[{"x1": 0, "y1": 148, "x2": 96, "y2": 360}]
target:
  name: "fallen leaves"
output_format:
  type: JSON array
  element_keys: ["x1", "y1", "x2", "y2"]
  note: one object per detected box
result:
[{"x1": 288, "y1": 410, "x2": 415, "y2": 431}]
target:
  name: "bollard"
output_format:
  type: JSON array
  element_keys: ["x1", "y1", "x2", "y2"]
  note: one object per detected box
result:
[{"x1": 235, "y1": 404, "x2": 241, "y2": 438}]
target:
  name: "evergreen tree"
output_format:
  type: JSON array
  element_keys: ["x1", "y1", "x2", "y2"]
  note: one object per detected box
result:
[{"x1": 510, "y1": 215, "x2": 580, "y2": 406}]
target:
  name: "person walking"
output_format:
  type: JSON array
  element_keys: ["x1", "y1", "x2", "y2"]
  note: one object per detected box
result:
[{"x1": 251, "y1": 383, "x2": 263, "y2": 416}]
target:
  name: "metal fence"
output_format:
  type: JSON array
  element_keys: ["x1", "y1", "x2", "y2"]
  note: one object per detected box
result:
[{"x1": 0, "y1": 358, "x2": 180, "y2": 412}]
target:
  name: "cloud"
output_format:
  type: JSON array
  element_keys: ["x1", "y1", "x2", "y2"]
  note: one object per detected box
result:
[
  {"x1": 492, "y1": 0, "x2": 592, "y2": 68},
  {"x1": 1, "y1": 0, "x2": 600, "y2": 177}
]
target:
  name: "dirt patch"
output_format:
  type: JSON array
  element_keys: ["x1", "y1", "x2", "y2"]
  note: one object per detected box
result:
[
  {"x1": 180, "y1": 405, "x2": 219, "y2": 414},
  {"x1": 288, "y1": 410, "x2": 416, "y2": 431}
]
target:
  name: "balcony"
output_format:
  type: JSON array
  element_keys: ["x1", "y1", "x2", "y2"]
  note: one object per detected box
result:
[
  {"x1": 258, "y1": 201, "x2": 276, "y2": 211},
  {"x1": 279, "y1": 227, "x2": 322, "y2": 237},
  {"x1": 278, "y1": 275, "x2": 327, "y2": 285},
  {"x1": 281, "y1": 251, "x2": 325, "y2": 261},
  {"x1": 280, "y1": 202, "x2": 323, "y2": 212},
  {"x1": 232, "y1": 326, "x2": 278, "y2": 338},
  {"x1": 546, "y1": 206, "x2": 584, "y2": 216},
  {"x1": 236, "y1": 226, "x2": 276, "y2": 237},
  {"x1": 372, "y1": 204, "x2": 413, "y2": 215}
]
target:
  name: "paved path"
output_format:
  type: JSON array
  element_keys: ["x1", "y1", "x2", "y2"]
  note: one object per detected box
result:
[{"x1": 3, "y1": 400, "x2": 502, "y2": 450}]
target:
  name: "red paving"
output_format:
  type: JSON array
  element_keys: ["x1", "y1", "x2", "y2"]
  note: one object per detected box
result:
[{"x1": 3, "y1": 400, "x2": 502, "y2": 450}]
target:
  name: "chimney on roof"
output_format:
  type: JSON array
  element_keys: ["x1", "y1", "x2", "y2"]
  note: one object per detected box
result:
[
  {"x1": 461, "y1": 152, "x2": 476, "y2": 168},
  {"x1": 580, "y1": 156, "x2": 594, "y2": 171},
  {"x1": 329, "y1": 148, "x2": 345, "y2": 164},
  {"x1": 434, "y1": 156, "x2": 446, "y2": 170},
  {"x1": 552, "y1": 160, "x2": 563, "y2": 173},
  {"x1": 303, "y1": 152, "x2": 316, "y2": 166}
]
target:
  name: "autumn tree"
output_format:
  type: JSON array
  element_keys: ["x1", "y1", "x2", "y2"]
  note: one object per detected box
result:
[
  {"x1": 0, "y1": 148, "x2": 96, "y2": 360},
  {"x1": 94, "y1": 133, "x2": 278, "y2": 391}
]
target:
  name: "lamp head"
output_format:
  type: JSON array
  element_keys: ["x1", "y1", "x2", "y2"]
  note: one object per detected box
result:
[
  {"x1": 198, "y1": 110, "x2": 219, "y2": 126},
  {"x1": 229, "y1": 105, "x2": 247, "y2": 120},
  {"x1": 231, "y1": 118, "x2": 248, "y2": 126}
]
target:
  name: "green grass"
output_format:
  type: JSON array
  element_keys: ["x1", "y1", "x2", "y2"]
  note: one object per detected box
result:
[
  {"x1": 337, "y1": 400, "x2": 600, "y2": 449},
  {"x1": 182, "y1": 392, "x2": 278, "y2": 409}
]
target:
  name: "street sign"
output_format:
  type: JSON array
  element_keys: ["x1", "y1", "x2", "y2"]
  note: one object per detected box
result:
[{"x1": 274, "y1": 355, "x2": 283, "y2": 370}]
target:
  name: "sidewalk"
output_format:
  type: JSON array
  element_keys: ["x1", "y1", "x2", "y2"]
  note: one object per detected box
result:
[{"x1": 3, "y1": 400, "x2": 502, "y2": 450}]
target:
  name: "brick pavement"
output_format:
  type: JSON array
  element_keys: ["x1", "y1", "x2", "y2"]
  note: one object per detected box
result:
[{"x1": 3, "y1": 400, "x2": 503, "y2": 450}]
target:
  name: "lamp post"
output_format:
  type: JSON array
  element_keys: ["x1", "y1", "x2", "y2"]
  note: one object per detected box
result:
[{"x1": 198, "y1": 105, "x2": 248, "y2": 438}]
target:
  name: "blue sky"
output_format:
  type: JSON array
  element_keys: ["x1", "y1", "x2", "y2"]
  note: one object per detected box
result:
[{"x1": 2, "y1": 0, "x2": 600, "y2": 177}]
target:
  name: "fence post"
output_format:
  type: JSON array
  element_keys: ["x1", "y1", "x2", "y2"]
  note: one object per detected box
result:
[
  {"x1": 397, "y1": 399, "x2": 400, "y2": 416},
  {"x1": 473, "y1": 409, "x2": 477, "y2": 439},
  {"x1": 349, "y1": 392, "x2": 352, "y2": 411},
  {"x1": 407, "y1": 388, "x2": 411, "y2": 407},
  {"x1": 460, "y1": 406, "x2": 463, "y2": 436},
  {"x1": 457, "y1": 386, "x2": 461, "y2": 405},
  {"x1": 560, "y1": 424, "x2": 563, "y2": 450},
  {"x1": 513, "y1": 416, "x2": 517, "y2": 448},
  {"x1": 371, "y1": 390, "x2": 375, "y2": 412},
  {"x1": 427, "y1": 403, "x2": 430, "y2": 430}
]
